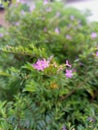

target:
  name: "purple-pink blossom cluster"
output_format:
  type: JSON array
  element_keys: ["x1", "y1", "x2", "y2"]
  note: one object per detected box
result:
[
  {"x1": 55, "y1": 28, "x2": 60, "y2": 34},
  {"x1": 30, "y1": 4, "x2": 35, "y2": 12},
  {"x1": 66, "y1": 34, "x2": 72, "y2": 40},
  {"x1": 65, "y1": 69, "x2": 73, "y2": 78},
  {"x1": 15, "y1": 22, "x2": 20, "y2": 26},
  {"x1": 91, "y1": 32, "x2": 97, "y2": 39},
  {"x1": 33, "y1": 58, "x2": 50, "y2": 71},
  {"x1": 96, "y1": 51, "x2": 98, "y2": 57},
  {"x1": 0, "y1": 33, "x2": 3, "y2": 38},
  {"x1": 46, "y1": 7, "x2": 52, "y2": 12},
  {"x1": 65, "y1": 60, "x2": 73, "y2": 78},
  {"x1": 32, "y1": 59, "x2": 74, "y2": 78},
  {"x1": 44, "y1": 0, "x2": 48, "y2": 5}
]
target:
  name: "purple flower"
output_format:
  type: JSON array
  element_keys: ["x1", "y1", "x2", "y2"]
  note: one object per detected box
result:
[
  {"x1": 87, "y1": 117, "x2": 96, "y2": 122},
  {"x1": 33, "y1": 58, "x2": 50, "y2": 71},
  {"x1": 91, "y1": 32, "x2": 97, "y2": 39},
  {"x1": 44, "y1": 27, "x2": 47, "y2": 32},
  {"x1": 30, "y1": 4, "x2": 35, "y2": 12},
  {"x1": 66, "y1": 60, "x2": 71, "y2": 68},
  {"x1": 44, "y1": 0, "x2": 48, "y2": 5},
  {"x1": 46, "y1": 7, "x2": 52, "y2": 12},
  {"x1": 70, "y1": 15, "x2": 74, "y2": 20},
  {"x1": 65, "y1": 69, "x2": 73, "y2": 78},
  {"x1": 66, "y1": 34, "x2": 72, "y2": 40},
  {"x1": 15, "y1": 22, "x2": 20, "y2": 26},
  {"x1": 56, "y1": 12, "x2": 61, "y2": 17},
  {"x1": 21, "y1": 10, "x2": 26, "y2": 16},
  {"x1": 55, "y1": 28, "x2": 60, "y2": 34},
  {"x1": 62, "y1": 126, "x2": 67, "y2": 130},
  {"x1": 0, "y1": 33, "x2": 3, "y2": 38},
  {"x1": 96, "y1": 51, "x2": 98, "y2": 56}
]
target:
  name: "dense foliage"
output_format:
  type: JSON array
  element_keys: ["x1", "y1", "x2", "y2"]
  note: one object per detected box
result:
[{"x1": 0, "y1": 0, "x2": 98, "y2": 129}]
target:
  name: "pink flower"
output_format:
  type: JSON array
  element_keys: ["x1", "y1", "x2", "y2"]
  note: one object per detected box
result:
[
  {"x1": 66, "y1": 34, "x2": 72, "y2": 40},
  {"x1": 66, "y1": 60, "x2": 71, "y2": 68},
  {"x1": 55, "y1": 28, "x2": 60, "y2": 34},
  {"x1": 91, "y1": 32, "x2": 97, "y2": 39},
  {"x1": 44, "y1": 0, "x2": 48, "y2": 5},
  {"x1": 33, "y1": 58, "x2": 50, "y2": 71},
  {"x1": 65, "y1": 69, "x2": 73, "y2": 78},
  {"x1": 42, "y1": 59, "x2": 50, "y2": 68},
  {"x1": 96, "y1": 51, "x2": 98, "y2": 57},
  {"x1": 30, "y1": 4, "x2": 35, "y2": 12},
  {"x1": 0, "y1": 33, "x2": 3, "y2": 38}
]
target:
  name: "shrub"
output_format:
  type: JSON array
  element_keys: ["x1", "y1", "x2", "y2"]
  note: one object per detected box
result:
[{"x1": 0, "y1": 0, "x2": 98, "y2": 129}]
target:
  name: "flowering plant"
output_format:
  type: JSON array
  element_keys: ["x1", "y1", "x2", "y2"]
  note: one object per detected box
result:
[{"x1": 0, "y1": 0, "x2": 98, "y2": 130}]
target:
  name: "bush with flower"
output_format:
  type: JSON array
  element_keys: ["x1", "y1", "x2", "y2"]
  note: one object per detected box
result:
[{"x1": 0, "y1": 0, "x2": 98, "y2": 130}]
